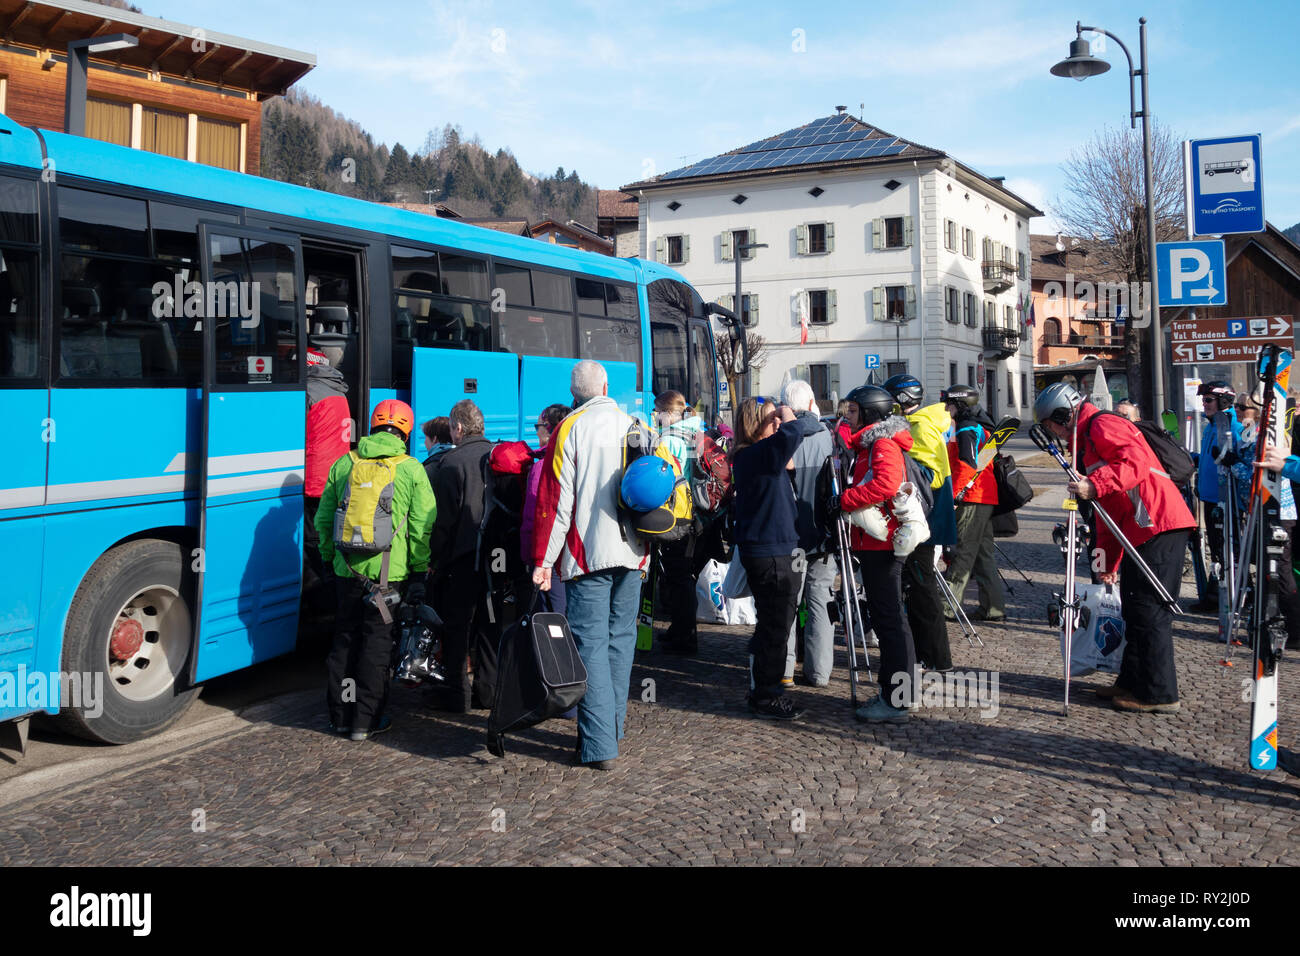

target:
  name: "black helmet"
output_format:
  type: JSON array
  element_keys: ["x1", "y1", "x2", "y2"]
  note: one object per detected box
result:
[
  {"x1": 1197, "y1": 380, "x2": 1235, "y2": 411},
  {"x1": 940, "y1": 384, "x2": 980, "y2": 409},
  {"x1": 844, "y1": 384, "x2": 895, "y2": 426},
  {"x1": 884, "y1": 373, "x2": 924, "y2": 410}
]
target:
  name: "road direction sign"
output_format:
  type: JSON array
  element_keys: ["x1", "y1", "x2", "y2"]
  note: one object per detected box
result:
[
  {"x1": 1189, "y1": 135, "x2": 1264, "y2": 235},
  {"x1": 1169, "y1": 314, "x2": 1294, "y2": 364},
  {"x1": 1157, "y1": 240, "x2": 1227, "y2": 307}
]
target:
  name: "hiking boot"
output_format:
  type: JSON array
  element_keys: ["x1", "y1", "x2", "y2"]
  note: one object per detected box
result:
[
  {"x1": 748, "y1": 695, "x2": 804, "y2": 721},
  {"x1": 971, "y1": 609, "x2": 1006, "y2": 622},
  {"x1": 350, "y1": 715, "x2": 392, "y2": 742},
  {"x1": 1094, "y1": 681, "x2": 1129, "y2": 699},
  {"x1": 1111, "y1": 692, "x2": 1181, "y2": 714},
  {"x1": 855, "y1": 695, "x2": 911, "y2": 723},
  {"x1": 328, "y1": 722, "x2": 351, "y2": 736}
]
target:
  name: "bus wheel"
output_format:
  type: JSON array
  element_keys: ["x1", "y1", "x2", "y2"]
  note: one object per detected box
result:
[{"x1": 53, "y1": 539, "x2": 198, "y2": 744}]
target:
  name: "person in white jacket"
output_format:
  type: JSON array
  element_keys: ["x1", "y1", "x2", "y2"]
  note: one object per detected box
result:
[{"x1": 531, "y1": 361, "x2": 650, "y2": 769}]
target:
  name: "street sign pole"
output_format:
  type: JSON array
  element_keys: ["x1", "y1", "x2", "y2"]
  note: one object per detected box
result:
[
  {"x1": 1184, "y1": 139, "x2": 1200, "y2": 450},
  {"x1": 1140, "y1": 19, "x2": 1166, "y2": 423}
]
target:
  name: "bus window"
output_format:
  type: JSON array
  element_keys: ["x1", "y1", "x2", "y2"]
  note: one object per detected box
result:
[
  {"x1": 690, "y1": 321, "x2": 717, "y2": 423},
  {"x1": 532, "y1": 269, "x2": 573, "y2": 312},
  {"x1": 575, "y1": 277, "x2": 605, "y2": 315},
  {"x1": 151, "y1": 201, "x2": 236, "y2": 263},
  {"x1": 208, "y1": 233, "x2": 300, "y2": 386},
  {"x1": 58, "y1": 187, "x2": 148, "y2": 257},
  {"x1": 392, "y1": 244, "x2": 439, "y2": 293},
  {"x1": 0, "y1": 249, "x2": 39, "y2": 381},
  {"x1": 494, "y1": 262, "x2": 532, "y2": 308},
  {"x1": 499, "y1": 306, "x2": 574, "y2": 358},
  {"x1": 0, "y1": 177, "x2": 38, "y2": 244},
  {"x1": 606, "y1": 283, "x2": 638, "y2": 321},
  {"x1": 648, "y1": 278, "x2": 691, "y2": 397},
  {"x1": 579, "y1": 315, "x2": 641, "y2": 384},
  {"x1": 441, "y1": 253, "x2": 489, "y2": 300}
]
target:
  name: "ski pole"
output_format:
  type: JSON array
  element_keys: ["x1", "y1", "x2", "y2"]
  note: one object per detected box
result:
[
  {"x1": 1061, "y1": 413, "x2": 1081, "y2": 717},
  {"x1": 994, "y1": 543, "x2": 1036, "y2": 586},
  {"x1": 829, "y1": 423, "x2": 873, "y2": 704},
  {"x1": 1029, "y1": 424, "x2": 1183, "y2": 615},
  {"x1": 934, "y1": 550, "x2": 983, "y2": 647}
]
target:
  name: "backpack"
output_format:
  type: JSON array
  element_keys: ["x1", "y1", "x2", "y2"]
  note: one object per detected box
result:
[
  {"x1": 332, "y1": 451, "x2": 412, "y2": 589},
  {"x1": 476, "y1": 440, "x2": 537, "y2": 580},
  {"x1": 902, "y1": 455, "x2": 934, "y2": 517},
  {"x1": 629, "y1": 444, "x2": 695, "y2": 542},
  {"x1": 1086, "y1": 412, "x2": 1195, "y2": 488},
  {"x1": 690, "y1": 427, "x2": 733, "y2": 516}
]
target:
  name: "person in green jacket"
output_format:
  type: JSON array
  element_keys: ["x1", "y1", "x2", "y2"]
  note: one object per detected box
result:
[{"x1": 316, "y1": 399, "x2": 436, "y2": 741}]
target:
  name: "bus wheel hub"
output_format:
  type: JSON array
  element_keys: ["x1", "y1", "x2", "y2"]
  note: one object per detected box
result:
[{"x1": 111, "y1": 619, "x2": 145, "y2": 661}]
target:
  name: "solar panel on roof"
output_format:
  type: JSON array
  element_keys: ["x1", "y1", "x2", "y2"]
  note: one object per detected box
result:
[{"x1": 659, "y1": 120, "x2": 910, "y2": 179}]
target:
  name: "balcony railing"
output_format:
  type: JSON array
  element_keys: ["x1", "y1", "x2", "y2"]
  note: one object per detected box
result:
[
  {"x1": 1040, "y1": 332, "x2": 1125, "y2": 349},
  {"x1": 981, "y1": 257, "x2": 1018, "y2": 293},
  {"x1": 982, "y1": 325, "x2": 1021, "y2": 357}
]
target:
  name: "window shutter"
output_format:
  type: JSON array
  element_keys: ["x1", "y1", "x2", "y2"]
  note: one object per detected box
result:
[
  {"x1": 721, "y1": 293, "x2": 734, "y2": 311},
  {"x1": 794, "y1": 363, "x2": 809, "y2": 382},
  {"x1": 827, "y1": 290, "x2": 838, "y2": 324},
  {"x1": 720, "y1": 230, "x2": 734, "y2": 261},
  {"x1": 904, "y1": 215, "x2": 914, "y2": 247},
  {"x1": 796, "y1": 224, "x2": 807, "y2": 256},
  {"x1": 872, "y1": 218, "x2": 883, "y2": 251},
  {"x1": 830, "y1": 363, "x2": 841, "y2": 403},
  {"x1": 683, "y1": 235, "x2": 691, "y2": 264},
  {"x1": 655, "y1": 236, "x2": 666, "y2": 263},
  {"x1": 872, "y1": 286, "x2": 884, "y2": 322},
  {"x1": 905, "y1": 285, "x2": 917, "y2": 321},
  {"x1": 825, "y1": 222, "x2": 835, "y2": 253},
  {"x1": 749, "y1": 293, "x2": 759, "y2": 326}
]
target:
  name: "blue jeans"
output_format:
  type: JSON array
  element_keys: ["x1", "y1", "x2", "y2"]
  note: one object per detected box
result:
[{"x1": 565, "y1": 567, "x2": 643, "y2": 762}]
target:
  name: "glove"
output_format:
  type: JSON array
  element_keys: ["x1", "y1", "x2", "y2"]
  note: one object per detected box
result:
[
  {"x1": 826, "y1": 494, "x2": 842, "y2": 520},
  {"x1": 405, "y1": 581, "x2": 426, "y2": 607}
]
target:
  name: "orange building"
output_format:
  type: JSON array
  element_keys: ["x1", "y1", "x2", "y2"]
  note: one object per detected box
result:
[{"x1": 0, "y1": 0, "x2": 313, "y2": 175}]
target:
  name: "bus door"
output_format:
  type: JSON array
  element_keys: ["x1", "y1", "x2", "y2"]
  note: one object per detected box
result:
[
  {"x1": 412, "y1": 347, "x2": 519, "y2": 442},
  {"x1": 191, "y1": 225, "x2": 306, "y2": 684}
]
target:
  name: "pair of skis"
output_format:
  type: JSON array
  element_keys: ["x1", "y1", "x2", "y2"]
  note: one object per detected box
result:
[
  {"x1": 1239, "y1": 346, "x2": 1291, "y2": 771},
  {"x1": 953, "y1": 417, "x2": 1021, "y2": 503}
]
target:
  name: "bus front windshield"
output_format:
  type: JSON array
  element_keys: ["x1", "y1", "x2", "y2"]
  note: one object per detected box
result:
[{"x1": 647, "y1": 278, "x2": 717, "y2": 423}]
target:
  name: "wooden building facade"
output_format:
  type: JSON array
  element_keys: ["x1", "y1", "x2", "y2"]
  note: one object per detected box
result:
[{"x1": 0, "y1": 0, "x2": 313, "y2": 175}]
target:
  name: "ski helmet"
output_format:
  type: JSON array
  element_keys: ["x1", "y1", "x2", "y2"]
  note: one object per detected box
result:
[
  {"x1": 940, "y1": 384, "x2": 979, "y2": 409},
  {"x1": 620, "y1": 455, "x2": 675, "y2": 512},
  {"x1": 1034, "y1": 382, "x2": 1084, "y2": 426},
  {"x1": 1196, "y1": 380, "x2": 1235, "y2": 411},
  {"x1": 370, "y1": 399, "x2": 415, "y2": 439},
  {"x1": 844, "y1": 385, "x2": 895, "y2": 427},
  {"x1": 884, "y1": 373, "x2": 924, "y2": 410}
]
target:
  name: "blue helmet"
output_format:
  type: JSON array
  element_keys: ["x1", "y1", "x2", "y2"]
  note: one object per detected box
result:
[{"x1": 621, "y1": 456, "x2": 675, "y2": 512}]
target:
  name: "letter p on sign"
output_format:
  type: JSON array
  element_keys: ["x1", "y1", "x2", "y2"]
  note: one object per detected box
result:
[{"x1": 1157, "y1": 240, "x2": 1227, "y2": 307}]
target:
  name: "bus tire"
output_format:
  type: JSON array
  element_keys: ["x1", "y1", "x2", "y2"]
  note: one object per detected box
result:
[{"x1": 52, "y1": 539, "x2": 198, "y2": 744}]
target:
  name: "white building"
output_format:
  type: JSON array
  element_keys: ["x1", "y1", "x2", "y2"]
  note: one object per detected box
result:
[{"x1": 623, "y1": 110, "x2": 1042, "y2": 418}]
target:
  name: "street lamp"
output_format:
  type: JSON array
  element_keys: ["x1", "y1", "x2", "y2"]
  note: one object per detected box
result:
[
  {"x1": 1051, "y1": 18, "x2": 1166, "y2": 419},
  {"x1": 734, "y1": 234, "x2": 767, "y2": 392},
  {"x1": 64, "y1": 34, "x2": 139, "y2": 137}
]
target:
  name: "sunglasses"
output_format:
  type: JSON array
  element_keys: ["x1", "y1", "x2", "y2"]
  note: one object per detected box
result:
[{"x1": 534, "y1": 422, "x2": 548, "y2": 430}]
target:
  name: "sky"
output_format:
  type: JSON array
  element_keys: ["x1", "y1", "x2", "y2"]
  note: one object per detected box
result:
[{"x1": 156, "y1": 0, "x2": 1300, "y2": 233}]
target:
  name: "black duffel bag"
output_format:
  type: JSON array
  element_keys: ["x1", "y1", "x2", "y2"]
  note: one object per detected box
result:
[{"x1": 991, "y1": 453, "x2": 1034, "y2": 515}]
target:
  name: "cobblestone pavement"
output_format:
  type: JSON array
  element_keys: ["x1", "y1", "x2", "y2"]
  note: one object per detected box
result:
[{"x1": 1, "y1": 464, "x2": 1297, "y2": 865}]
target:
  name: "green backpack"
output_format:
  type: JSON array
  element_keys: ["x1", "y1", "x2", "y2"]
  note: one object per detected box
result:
[{"x1": 333, "y1": 452, "x2": 411, "y2": 587}]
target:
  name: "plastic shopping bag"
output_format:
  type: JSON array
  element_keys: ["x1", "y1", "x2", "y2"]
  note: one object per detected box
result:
[
  {"x1": 696, "y1": 559, "x2": 728, "y2": 624},
  {"x1": 724, "y1": 593, "x2": 757, "y2": 626},
  {"x1": 720, "y1": 547, "x2": 751, "y2": 599},
  {"x1": 1060, "y1": 582, "x2": 1127, "y2": 677}
]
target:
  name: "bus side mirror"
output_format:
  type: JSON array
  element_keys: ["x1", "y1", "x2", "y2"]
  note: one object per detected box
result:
[{"x1": 703, "y1": 301, "x2": 748, "y2": 376}]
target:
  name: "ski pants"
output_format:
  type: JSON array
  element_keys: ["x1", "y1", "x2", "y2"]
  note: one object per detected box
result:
[
  {"x1": 904, "y1": 543, "x2": 953, "y2": 670},
  {"x1": 1117, "y1": 529, "x2": 1187, "y2": 705},
  {"x1": 947, "y1": 503, "x2": 1006, "y2": 616},
  {"x1": 856, "y1": 550, "x2": 916, "y2": 705},
  {"x1": 325, "y1": 576, "x2": 400, "y2": 732},
  {"x1": 433, "y1": 559, "x2": 499, "y2": 710},
  {"x1": 742, "y1": 552, "x2": 802, "y2": 700}
]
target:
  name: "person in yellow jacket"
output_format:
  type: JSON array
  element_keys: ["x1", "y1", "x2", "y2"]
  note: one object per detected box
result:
[
  {"x1": 316, "y1": 399, "x2": 436, "y2": 741},
  {"x1": 883, "y1": 375, "x2": 955, "y2": 672}
]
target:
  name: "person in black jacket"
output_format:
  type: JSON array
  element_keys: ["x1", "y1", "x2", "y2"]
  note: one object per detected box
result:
[
  {"x1": 732, "y1": 396, "x2": 805, "y2": 721},
  {"x1": 425, "y1": 399, "x2": 496, "y2": 713}
]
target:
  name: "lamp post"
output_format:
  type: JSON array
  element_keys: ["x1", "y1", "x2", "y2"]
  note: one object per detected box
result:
[
  {"x1": 64, "y1": 34, "x2": 139, "y2": 136},
  {"x1": 734, "y1": 233, "x2": 767, "y2": 393},
  {"x1": 1051, "y1": 18, "x2": 1166, "y2": 419}
]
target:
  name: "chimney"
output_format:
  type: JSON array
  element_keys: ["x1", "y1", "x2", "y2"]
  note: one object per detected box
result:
[{"x1": 835, "y1": 105, "x2": 847, "y2": 115}]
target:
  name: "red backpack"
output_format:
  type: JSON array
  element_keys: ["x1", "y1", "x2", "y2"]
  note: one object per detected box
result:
[{"x1": 691, "y1": 428, "x2": 733, "y2": 516}]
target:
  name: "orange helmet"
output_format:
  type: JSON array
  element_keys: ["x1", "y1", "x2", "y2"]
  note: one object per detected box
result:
[{"x1": 370, "y1": 399, "x2": 415, "y2": 439}]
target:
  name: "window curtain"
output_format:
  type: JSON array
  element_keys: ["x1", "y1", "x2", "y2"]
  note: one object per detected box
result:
[
  {"x1": 197, "y1": 116, "x2": 240, "y2": 170},
  {"x1": 86, "y1": 98, "x2": 131, "y2": 146},
  {"x1": 141, "y1": 107, "x2": 187, "y2": 159}
]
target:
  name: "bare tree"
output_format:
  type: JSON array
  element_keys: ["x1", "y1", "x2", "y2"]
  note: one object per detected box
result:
[
  {"x1": 1054, "y1": 122, "x2": 1185, "y2": 410},
  {"x1": 716, "y1": 329, "x2": 769, "y2": 413}
]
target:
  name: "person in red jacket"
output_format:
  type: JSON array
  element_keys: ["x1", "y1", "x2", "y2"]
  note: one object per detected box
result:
[
  {"x1": 834, "y1": 385, "x2": 917, "y2": 722},
  {"x1": 942, "y1": 384, "x2": 1005, "y2": 622},
  {"x1": 1035, "y1": 383, "x2": 1195, "y2": 713}
]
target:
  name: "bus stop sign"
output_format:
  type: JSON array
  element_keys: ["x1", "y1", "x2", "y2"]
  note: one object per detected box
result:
[{"x1": 1189, "y1": 135, "x2": 1264, "y2": 236}]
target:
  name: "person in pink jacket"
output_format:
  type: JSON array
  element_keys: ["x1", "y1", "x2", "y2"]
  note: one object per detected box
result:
[{"x1": 520, "y1": 403, "x2": 570, "y2": 614}]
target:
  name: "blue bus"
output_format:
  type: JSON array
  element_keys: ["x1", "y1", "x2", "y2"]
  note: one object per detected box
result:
[{"x1": 0, "y1": 111, "x2": 742, "y2": 746}]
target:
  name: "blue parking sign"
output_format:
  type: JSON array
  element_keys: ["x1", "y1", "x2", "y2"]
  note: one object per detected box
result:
[
  {"x1": 865, "y1": 354, "x2": 880, "y2": 369},
  {"x1": 1190, "y1": 135, "x2": 1264, "y2": 235},
  {"x1": 1157, "y1": 240, "x2": 1227, "y2": 307}
]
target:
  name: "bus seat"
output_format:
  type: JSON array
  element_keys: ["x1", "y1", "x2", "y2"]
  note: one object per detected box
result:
[
  {"x1": 108, "y1": 320, "x2": 179, "y2": 379},
  {"x1": 313, "y1": 302, "x2": 352, "y2": 335},
  {"x1": 61, "y1": 284, "x2": 101, "y2": 319},
  {"x1": 59, "y1": 319, "x2": 106, "y2": 377}
]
